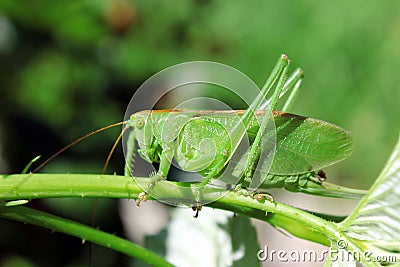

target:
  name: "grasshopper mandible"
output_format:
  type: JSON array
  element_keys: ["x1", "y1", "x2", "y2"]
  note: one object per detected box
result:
[{"x1": 123, "y1": 54, "x2": 353, "y2": 213}]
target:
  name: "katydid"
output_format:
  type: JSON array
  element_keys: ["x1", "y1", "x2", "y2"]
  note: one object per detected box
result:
[
  {"x1": 29, "y1": 54, "x2": 364, "y2": 215},
  {"x1": 123, "y1": 54, "x2": 358, "y2": 213}
]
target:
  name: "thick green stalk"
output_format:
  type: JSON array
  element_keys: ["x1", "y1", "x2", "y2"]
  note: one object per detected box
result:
[
  {"x1": 0, "y1": 205, "x2": 174, "y2": 267},
  {"x1": 2, "y1": 174, "x2": 335, "y2": 242}
]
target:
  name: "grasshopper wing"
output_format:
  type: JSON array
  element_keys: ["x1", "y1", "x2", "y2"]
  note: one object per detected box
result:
[{"x1": 265, "y1": 112, "x2": 353, "y2": 175}]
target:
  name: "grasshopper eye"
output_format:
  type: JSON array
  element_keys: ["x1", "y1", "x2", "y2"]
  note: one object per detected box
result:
[{"x1": 136, "y1": 118, "x2": 145, "y2": 129}]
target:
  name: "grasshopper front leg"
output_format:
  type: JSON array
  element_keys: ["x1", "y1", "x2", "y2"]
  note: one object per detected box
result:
[
  {"x1": 137, "y1": 147, "x2": 175, "y2": 206},
  {"x1": 133, "y1": 112, "x2": 192, "y2": 206}
]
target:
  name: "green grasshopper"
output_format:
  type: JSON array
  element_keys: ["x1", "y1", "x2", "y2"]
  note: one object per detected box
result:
[
  {"x1": 29, "y1": 54, "x2": 360, "y2": 216},
  {"x1": 124, "y1": 55, "x2": 356, "y2": 213}
]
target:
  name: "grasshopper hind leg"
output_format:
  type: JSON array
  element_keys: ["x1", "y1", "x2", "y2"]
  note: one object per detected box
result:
[{"x1": 241, "y1": 66, "x2": 304, "y2": 193}]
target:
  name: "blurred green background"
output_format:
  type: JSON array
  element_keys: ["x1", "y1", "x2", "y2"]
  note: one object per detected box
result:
[{"x1": 1, "y1": 0, "x2": 399, "y2": 266}]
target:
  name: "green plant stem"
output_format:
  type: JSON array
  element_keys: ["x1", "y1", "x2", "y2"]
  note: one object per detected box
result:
[
  {"x1": 0, "y1": 173, "x2": 371, "y2": 265},
  {"x1": 0, "y1": 205, "x2": 174, "y2": 267},
  {"x1": 299, "y1": 180, "x2": 368, "y2": 200}
]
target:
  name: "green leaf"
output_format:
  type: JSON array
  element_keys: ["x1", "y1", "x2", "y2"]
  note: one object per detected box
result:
[
  {"x1": 327, "y1": 135, "x2": 400, "y2": 266},
  {"x1": 227, "y1": 215, "x2": 260, "y2": 267},
  {"x1": 341, "y1": 135, "x2": 400, "y2": 256}
]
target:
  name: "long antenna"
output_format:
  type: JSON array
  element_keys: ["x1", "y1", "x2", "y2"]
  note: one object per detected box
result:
[
  {"x1": 101, "y1": 126, "x2": 128, "y2": 174},
  {"x1": 32, "y1": 121, "x2": 125, "y2": 173},
  {"x1": 91, "y1": 125, "x2": 129, "y2": 236},
  {"x1": 91, "y1": 124, "x2": 130, "y2": 267}
]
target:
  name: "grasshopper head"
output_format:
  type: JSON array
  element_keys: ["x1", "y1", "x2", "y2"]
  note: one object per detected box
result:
[{"x1": 129, "y1": 111, "x2": 158, "y2": 163}]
